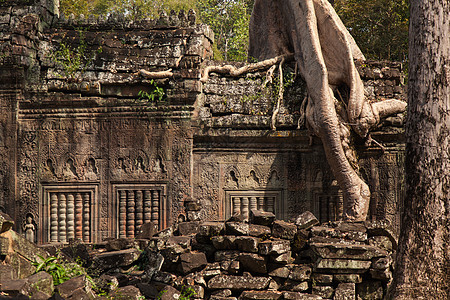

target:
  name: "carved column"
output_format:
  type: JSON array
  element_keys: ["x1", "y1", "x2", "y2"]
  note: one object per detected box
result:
[
  {"x1": 151, "y1": 190, "x2": 159, "y2": 228},
  {"x1": 58, "y1": 193, "x2": 67, "y2": 242},
  {"x1": 127, "y1": 190, "x2": 135, "y2": 238},
  {"x1": 233, "y1": 197, "x2": 241, "y2": 215},
  {"x1": 143, "y1": 190, "x2": 151, "y2": 222},
  {"x1": 135, "y1": 190, "x2": 143, "y2": 231},
  {"x1": 242, "y1": 197, "x2": 249, "y2": 220},
  {"x1": 50, "y1": 193, "x2": 58, "y2": 242},
  {"x1": 66, "y1": 193, "x2": 75, "y2": 240},
  {"x1": 257, "y1": 197, "x2": 264, "y2": 211},
  {"x1": 250, "y1": 197, "x2": 257, "y2": 212},
  {"x1": 119, "y1": 190, "x2": 126, "y2": 238},
  {"x1": 267, "y1": 197, "x2": 274, "y2": 213},
  {"x1": 83, "y1": 193, "x2": 90, "y2": 242},
  {"x1": 75, "y1": 193, "x2": 83, "y2": 240}
]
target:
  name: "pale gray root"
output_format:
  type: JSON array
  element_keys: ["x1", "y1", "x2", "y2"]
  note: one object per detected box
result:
[
  {"x1": 200, "y1": 54, "x2": 293, "y2": 83},
  {"x1": 137, "y1": 69, "x2": 174, "y2": 79},
  {"x1": 271, "y1": 57, "x2": 285, "y2": 130},
  {"x1": 250, "y1": 0, "x2": 407, "y2": 221}
]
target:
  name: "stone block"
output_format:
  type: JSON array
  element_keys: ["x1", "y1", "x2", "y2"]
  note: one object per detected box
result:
[
  {"x1": 334, "y1": 274, "x2": 362, "y2": 283},
  {"x1": 239, "y1": 290, "x2": 283, "y2": 299},
  {"x1": 248, "y1": 224, "x2": 271, "y2": 237},
  {"x1": 110, "y1": 285, "x2": 143, "y2": 300},
  {"x1": 215, "y1": 250, "x2": 240, "y2": 262},
  {"x1": 356, "y1": 281, "x2": 384, "y2": 300},
  {"x1": 371, "y1": 256, "x2": 392, "y2": 270},
  {"x1": 288, "y1": 265, "x2": 312, "y2": 281},
  {"x1": 6, "y1": 253, "x2": 36, "y2": 279},
  {"x1": 270, "y1": 251, "x2": 293, "y2": 264},
  {"x1": 258, "y1": 239, "x2": 290, "y2": 255},
  {"x1": 294, "y1": 211, "x2": 319, "y2": 230},
  {"x1": 334, "y1": 283, "x2": 355, "y2": 300},
  {"x1": 283, "y1": 291, "x2": 324, "y2": 299},
  {"x1": 166, "y1": 236, "x2": 192, "y2": 250},
  {"x1": 365, "y1": 220, "x2": 398, "y2": 250},
  {"x1": 212, "y1": 236, "x2": 236, "y2": 250},
  {"x1": 0, "y1": 212, "x2": 14, "y2": 233},
  {"x1": 310, "y1": 243, "x2": 388, "y2": 260},
  {"x1": 249, "y1": 210, "x2": 275, "y2": 226},
  {"x1": 235, "y1": 236, "x2": 260, "y2": 253},
  {"x1": 187, "y1": 210, "x2": 203, "y2": 222},
  {"x1": 369, "y1": 268, "x2": 392, "y2": 282},
  {"x1": 312, "y1": 285, "x2": 334, "y2": 299},
  {"x1": 268, "y1": 264, "x2": 290, "y2": 278},
  {"x1": 141, "y1": 250, "x2": 164, "y2": 278},
  {"x1": 272, "y1": 220, "x2": 297, "y2": 240},
  {"x1": 239, "y1": 253, "x2": 267, "y2": 274},
  {"x1": 178, "y1": 221, "x2": 200, "y2": 236},
  {"x1": 292, "y1": 229, "x2": 309, "y2": 252},
  {"x1": 179, "y1": 252, "x2": 207, "y2": 274},
  {"x1": 152, "y1": 271, "x2": 176, "y2": 284},
  {"x1": 367, "y1": 236, "x2": 393, "y2": 252},
  {"x1": 198, "y1": 222, "x2": 225, "y2": 242},
  {"x1": 105, "y1": 238, "x2": 136, "y2": 251},
  {"x1": 0, "y1": 279, "x2": 32, "y2": 297},
  {"x1": 282, "y1": 280, "x2": 309, "y2": 292},
  {"x1": 208, "y1": 275, "x2": 270, "y2": 290},
  {"x1": 136, "y1": 222, "x2": 158, "y2": 239},
  {"x1": 27, "y1": 271, "x2": 54, "y2": 296},
  {"x1": 226, "y1": 222, "x2": 249, "y2": 236},
  {"x1": 211, "y1": 289, "x2": 232, "y2": 297},
  {"x1": 157, "y1": 284, "x2": 181, "y2": 300},
  {"x1": 55, "y1": 275, "x2": 87, "y2": 299},
  {"x1": 311, "y1": 273, "x2": 333, "y2": 284},
  {"x1": 92, "y1": 248, "x2": 141, "y2": 270},
  {"x1": 136, "y1": 283, "x2": 159, "y2": 299},
  {"x1": 0, "y1": 264, "x2": 17, "y2": 281},
  {"x1": 315, "y1": 259, "x2": 372, "y2": 273}
]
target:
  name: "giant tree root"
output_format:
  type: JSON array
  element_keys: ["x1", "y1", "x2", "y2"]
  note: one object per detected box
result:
[{"x1": 249, "y1": 0, "x2": 406, "y2": 221}]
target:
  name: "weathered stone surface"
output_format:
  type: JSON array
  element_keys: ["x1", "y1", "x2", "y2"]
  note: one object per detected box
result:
[
  {"x1": 0, "y1": 264, "x2": 17, "y2": 281},
  {"x1": 178, "y1": 221, "x2": 200, "y2": 236},
  {"x1": 239, "y1": 253, "x2": 267, "y2": 274},
  {"x1": 226, "y1": 222, "x2": 249, "y2": 236},
  {"x1": 239, "y1": 290, "x2": 283, "y2": 299},
  {"x1": 312, "y1": 285, "x2": 334, "y2": 299},
  {"x1": 365, "y1": 220, "x2": 398, "y2": 250},
  {"x1": 283, "y1": 291, "x2": 323, "y2": 299},
  {"x1": 356, "y1": 281, "x2": 384, "y2": 300},
  {"x1": 56, "y1": 275, "x2": 88, "y2": 299},
  {"x1": 211, "y1": 289, "x2": 232, "y2": 297},
  {"x1": 292, "y1": 229, "x2": 309, "y2": 252},
  {"x1": 368, "y1": 236, "x2": 393, "y2": 251},
  {"x1": 235, "y1": 236, "x2": 260, "y2": 253},
  {"x1": 249, "y1": 210, "x2": 275, "y2": 226},
  {"x1": 136, "y1": 222, "x2": 158, "y2": 239},
  {"x1": 310, "y1": 243, "x2": 387, "y2": 260},
  {"x1": 109, "y1": 285, "x2": 143, "y2": 300},
  {"x1": 200, "y1": 222, "x2": 225, "y2": 238},
  {"x1": 270, "y1": 251, "x2": 293, "y2": 264},
  {"x1": 187, "y1": 210, "x2": 203, "y2": 221},
  {"x1": 203, "y1": 262, "x2": 222, "y2": 277},
  {"x1": 179, "y1": 252, "x2": 207, "y2": 274},
  {"x1": 315, "y1": 259, "x2": 372, "y2": 273},
  {"x1": 3, "y1": 231, "x2": 48, "y2": 263},
  {"x1": 311, "y1": 273, "x2": 333, "y2": 284},
  {"x1": 141, "y1": 250, "x2": 164, "y2": 278},
  {"x1": 334, "y1": 274, "x2": 362, "y2": 283},
  {"x1": 272, "y1": 220, "x2": 297, "y2": 240},
  {"x1": 105, "y1": 238, "x2": 136, "y2": 251},
  {"x1": 268, "y1": 264, "x2": 290, "y2": 278},
  {"x1": 92, "y1": 248, "x2": 141, "y2": 269},
  {"x1": 27, "y1": 271, "x2": 54, "y2": 296},
  {"x1": 215, "y1": 250, "x2": 240, "y2": 261},
  {"x1": 369, "y1": 268, "x2": 392, "y2": 281},
  {"x1": 248, "y1": 224, "x2": 271, "y2": 237},
  {"x1": 212, "y1": 236, "x2": 237, "y2": 250},
  {"x1": 152, "y1": 271, "x2": 176, "y2": 284},
  {"x1": 258, "y1": 239, "x2": 290, "y2": 255},
  {"x1": 0, "y1": 279, "x2": 32, "y2": 297},
  {"x1": 208, "y1": 275, "x2": 270, "y2": 290},
  {"x1": 6, "y1": 253, "x2": 36, "y2": 279},
  {"x1": 283, "y1": 280, "x2": 309, "y2": 292},
  {"x1": 294, "y1": 211, "x2": 319, "y2": 230},
  {"x1": 157, "y1": 285, "x2": 181, "y2": 300},
  {"x1": 288, "y1": 265, "x2": 312, "y2": 281},
  {"x1": 0, "y1": 212, "x2": 14, "y2": 233},
  {"x1": 334, "y1": 283, "x2": 355, "y2": 300},
  {"x1": 371, "y1": 256, "x2": 392, "y2": 270}
]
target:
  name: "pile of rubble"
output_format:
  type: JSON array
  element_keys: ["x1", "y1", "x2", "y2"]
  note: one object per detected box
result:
[{"x1": 0, "y1": 208, "x2": 396, "y2": 299}]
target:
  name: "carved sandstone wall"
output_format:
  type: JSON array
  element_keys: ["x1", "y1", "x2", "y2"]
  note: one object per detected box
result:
[{"x1": 0, "y1": 0, "x2": 406, "y2": 244}]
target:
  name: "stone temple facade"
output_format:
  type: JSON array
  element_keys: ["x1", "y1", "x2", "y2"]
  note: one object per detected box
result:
[{"x1": 0, "y1": 0, "x2": 406, "y2": 244}]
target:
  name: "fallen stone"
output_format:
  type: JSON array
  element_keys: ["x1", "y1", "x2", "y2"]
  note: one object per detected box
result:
[
  {"x1": 268, "y1": 264, "x2": 290, "y2": 278},
  {"x1": 283, "y1": 280, "x2": 309, "y2": 292},
  {"x1": 203, "y1": 262, "x2": 222, "y2": 277},
  {"x1": 210, "y1": 296, "x2": 238, "y2": 300},
  {"x1": 226, "y1": 222, "x2": 249, "y2": 236},
  {"x1": 136, "y1": 283, "x2": 159, "y2": 299},
  {"x1": 211, "y1": 289, "x2": 232, "y2": 297},
  {"x1": 335, "y1": 222, "x2": 367, "y2": 233},
  {"x1": 227, "y1": 213, "x2": 246, "y2": 222},
  {"x1": 156, "y1": 284, "x2": 181, "y2": 300},
  {"x1": 136, "y1": 221, "x2": 158, "y2": 239},
  {"x1": 248, "y1": 224, "x2": 272, "y2": 237},
  {"x1": 200, "y1": 222, "x2": 225, "y2": 237},
  {"x1": 211, "y1": 235, "x2": 236, "y2": 250},
  {"x1": 294, "y1": 211, "x2": 319, "y2": 230},
  {"x1": 235, "y1": 236, "x2": 260, "y2": 253},
  {"x1": 2, "y1": 231, "x2": 48, "y2": 263},
  {"x1": 105, "y1": 238, "x2": 136, "y2": 251},
  {"x1": 311, "y1": 273, "x2": 333, "y2": 284},
  {"x1": 140, "y1": 249, "x2": 164, "y2": 278},
  {"x1": 0, "y1": 212, "x2": 14, "y2": 233},
  {"x1": 315, "y1": 258, "x2": 372, "y2": 273},
  {"x1": 239, "y1": 253, "x2": 267, "y2": 274},
  {"x1": 166, "y1": 236, "x2": 192, "y2": 249},
  {"x1": 96, "y1": 274, "x2": 119, "y2": 293},
  {"x1": 179, "y1": 252, "x2": 207, "y2": 274},
  {"x1": 215, "y1": 250, "x2": 240, "y2": 261},
  {"x1": 239, "y1": 290, "x2": 283, "y2": 299},
  {"x1": 30, "y1": 291, "x2": 52, "y2": 300},
  {"x1": 0, "y1": 264, "x2": 17, "y2": 280},
  {"x1": 92, "y1": 248, "x2": 141, "y2": 270},
  {"x1": 334, "y1": 274, "x2": 362, "y2": 283},
  {"x1": 152, "y1": 271, "x2": 176, "y2": 284},
  {"x1": 0, "y1": 279, "x2": 32, "y2": 298},
  {"x1": 310, "y1": 243, "x2": 388, "y2": 260},
  {"x1": 288, "y1": 265, "x2": 312, "y2": 281},
  {"x1": 62, "y1": 239, "x2": 91, "y2": 267},
  {"x1": 178, "y1": 221, "x2": 201, "y2": 236},
  {"x1": 109, "y1": 285, "x2": 143, "y2": 300},
  {"x1": 312, "y1": 285, "x2": 334, "y2": 299},
  {"x1": 283, "y1": 291, "x2": 323, "y2": 299},
  {"x1": 26, "y1": 271, "x2": 54, "y2": 296},
  {"x1": 272, "y1": 220, "x2": 297, "y2": 240},
  {"x1": 334, "y1": 283, "x2": 355, "y2": 300},
  {"x1": 258, "y1": 239, "x2": 290, "y2": 255},
  {"x1": 356, "y1": 280, "x2": 384, "y2": 300},
  {"x1": 249, "y1": 210, "x2": 275, "y2": 226},
  {"x1": 208, "y1": 275, "x2": 270, "y2": 290},
  {"x1": 270, "y1": 251, "x2": 293, "y2": 264},
  {"x1": 6, "y1": 253, "x2": 36, "y2": 279},
  {"x1": 155, "y1": 226, "x2": 174, "y2": 238},
  {"x1": 292, "y1": 229, "x2": 309, "y2": 252},
  {"x1": 55, "y1": 275, "x2": 87, "y2": 299}
]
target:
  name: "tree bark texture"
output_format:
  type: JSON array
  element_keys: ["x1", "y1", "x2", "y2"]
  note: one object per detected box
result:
[
  {"x1": 389, "y1": 0, "x2": 450, "y2": 299},
  {"x1": 249, "y1": 0, "x2": 406, "y2": 221}
]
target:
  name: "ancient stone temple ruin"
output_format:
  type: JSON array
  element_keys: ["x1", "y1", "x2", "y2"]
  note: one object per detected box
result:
[{"x1": 0, "y1": 0, "x2": 406, "y2": 245}]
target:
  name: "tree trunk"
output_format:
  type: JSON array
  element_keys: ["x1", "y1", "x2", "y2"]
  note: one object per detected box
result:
[{"x1": 389, "y1": 1, "x2": 450, "y2": 298}]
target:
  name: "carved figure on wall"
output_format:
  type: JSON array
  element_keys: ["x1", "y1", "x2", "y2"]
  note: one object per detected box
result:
[
  {"x1": 23, "y1": 213, "x2": 36, "y2": 243},
  {"x1": 63, "y1": 158, "x2": 79, "y2": 180},
  {"x1": 84, "y1": 158, "x2": 98, "y2": 180}
]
